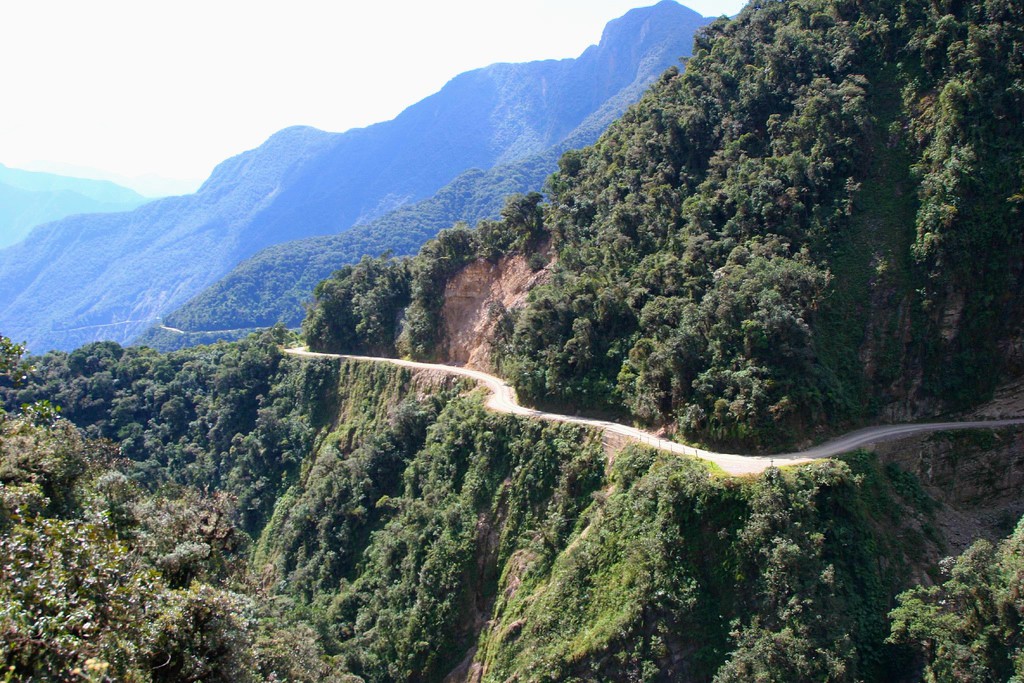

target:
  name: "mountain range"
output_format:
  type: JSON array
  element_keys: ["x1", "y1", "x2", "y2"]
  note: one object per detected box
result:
[
  {"x1": 0, "y1": 1, "x2": 711, "y2": 353},
  {"x1": 2, "y1": 0, "x2": 1023, "y2": 679},
  {"x1": 145, "y1": 149, "x2": 567, "y2": 348},
  {"x1": 0, "y1": 164, "x2": 146, "y2": 249}
]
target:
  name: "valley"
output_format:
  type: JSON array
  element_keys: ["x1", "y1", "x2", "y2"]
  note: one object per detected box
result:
[
  {"x1": 1, "y1": 0, "x2": 1022, "y2": 680},
  {"x1": 0, "y1": 1, "x2": 711, "y2": 354}
]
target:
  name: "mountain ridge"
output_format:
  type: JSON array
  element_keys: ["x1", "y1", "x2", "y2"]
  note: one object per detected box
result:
[
  {"x1": 0, "y1": 1, "x2": 710, "y2": 353},
  {"x1": 147, "y1": 2, "x2": 709, "y2": 342},
  {"x1": 0, "y1": 164, "x2": 147, "y2": 248}
]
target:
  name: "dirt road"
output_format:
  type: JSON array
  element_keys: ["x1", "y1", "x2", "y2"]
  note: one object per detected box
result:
[{"x1": 285, "y1": 347, "x2": 1024, "y2": 475}]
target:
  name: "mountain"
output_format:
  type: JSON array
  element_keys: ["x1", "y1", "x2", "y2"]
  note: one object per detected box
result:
[
  {"x1": 18, "y1": 160, "x2": 203, "y2": 198},
  {"x1": 0, "y1": 164, "x2": 147, "y2": 248},
  {"x1": 149, "y1": 154, "x2": 556, "y2": 343},
  {"x1": 0, "y1": 1, "x2": 711, "y2": 353},
  {"x1": 3, "y1": 1, "x2": 1024, "y2": 680},
  {"x1": 154, "y1": 20, "x2": 715, "y2": 346},
  {"x1": 306, "y1": 0, "x2": 1024, "y2": 452},
  {"x1": 156, "y1": 4, "x2": 715, "y2": 344}
]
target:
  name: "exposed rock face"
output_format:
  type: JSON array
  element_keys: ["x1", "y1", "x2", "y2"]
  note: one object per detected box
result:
[
  {"x1": 877, "y1": 425, "x2": 1024, "y2": 555},
  {"x1": 439, "y1": 247, "x2": 551, "y2": 370}
]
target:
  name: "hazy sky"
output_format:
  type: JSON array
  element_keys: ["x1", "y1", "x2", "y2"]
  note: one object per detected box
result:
[{"x1": 0, "y1": 0, "x2": 747, "y2": 187}]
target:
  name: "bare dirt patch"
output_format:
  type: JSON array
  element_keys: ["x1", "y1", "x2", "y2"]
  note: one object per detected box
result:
[{"x1": 440, "y1": 246, "x2": 552, "y2": 371}]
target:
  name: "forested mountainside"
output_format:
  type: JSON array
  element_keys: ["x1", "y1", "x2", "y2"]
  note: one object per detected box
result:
[
  {"x1": 3, "y1": 330, "x2": 1023, "y2": 680},
  {"x1": 307, "y1": 0, "x2": 1024, "y2": 451},
  {"x1": 3, "y1": 0, "x2": 1024, "y2": 679},
  {"x1": 0, "y1": 164, "x2": 146, "y2": 249},
  {"x1": 0, "y1": 1, "x2": 710, "y2": 354},
  {"x1": 143, "y1": 156, "x2": 557, "y2": 347},
  {"x1": 140, "y1": 3, "x2": 712, "y2": 348}
]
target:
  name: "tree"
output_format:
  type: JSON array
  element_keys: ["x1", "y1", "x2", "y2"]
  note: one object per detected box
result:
[{"x1": 0, "y1": 335, "x2": 30, "y2": 389}]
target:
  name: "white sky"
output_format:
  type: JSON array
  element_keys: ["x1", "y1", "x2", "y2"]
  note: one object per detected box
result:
[{"x1": 0, "y1": 0, "x2": 746, "y2": 187}]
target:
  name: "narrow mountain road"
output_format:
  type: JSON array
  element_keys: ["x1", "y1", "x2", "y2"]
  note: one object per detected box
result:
[
  {"x1": 160, "y1": 324, "x2": 272, "y2": 335},
  {"x1": 285, "y1": 347, "x2": 1024, "y2": 475}
]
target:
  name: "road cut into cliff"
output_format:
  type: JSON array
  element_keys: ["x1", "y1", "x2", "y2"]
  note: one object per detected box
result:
[{"x1": 285, "y1": 347, "x2": 1024, "y2": 476}]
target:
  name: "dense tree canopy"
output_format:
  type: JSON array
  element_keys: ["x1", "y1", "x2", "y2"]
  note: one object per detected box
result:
[
  {"x1": 0, "y1": 333, "x2": 348, "y2": 679},
  {"x1": 306, "y1": 0, "x2": 1024, "y2": 451}
]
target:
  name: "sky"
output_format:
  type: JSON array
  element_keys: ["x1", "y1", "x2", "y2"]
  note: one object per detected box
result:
[{"x1": 0, "y1": 0, "x2": 747, "y2": 193}]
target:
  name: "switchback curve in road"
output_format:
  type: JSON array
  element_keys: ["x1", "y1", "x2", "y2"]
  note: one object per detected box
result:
[{"x1": 285, "y1": 347, "x2": 1024, "y2": 476}]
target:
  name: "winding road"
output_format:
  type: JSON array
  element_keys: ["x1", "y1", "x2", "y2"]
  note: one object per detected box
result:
[{"x1": 285, "y1": 347, "x2": 1024, "y2": 475}]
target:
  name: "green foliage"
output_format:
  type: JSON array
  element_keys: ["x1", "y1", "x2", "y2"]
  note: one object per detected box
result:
[
  {"x1": 249, "y1": 380, "x2": 605, "y2": 681},
  {"x1": 0, "y1": 327, "x2": 319, "y2": 535},
  {"x1": 0, "y1": 419, "x2": 99, "y2": 520},
  {"x1": 477, "y1": 191, "x2": 546, "y2": 260},
  {"x1": 302, "y1": 0, "x2": 1023, "y2": 450},
  {"x1": 304, "y1": 193, "x2": 549, "y2": 361},
  {"x1": 303, "y1": 255, "x2": 412, "y2": 356},
  {"x1": 0, "y1": 496, "x2": 338, "y2": 681},
  {"x1": 329, "y1": 407, "x2": 605, "y2": 681},
  {"x1": 0, "y1": 371, "x2": 343, "y2": 680},
  {"x1": 490, "y1": 0, "x2": 882, "y2": 448},
  {"x1": 473, "y1": 449, "x2": 929, "y2": 681},
  {"x1": 0, "y1": 336, "x2": 30, "y2": 390},
  {"x1": 0, "y1": 323, "x2": 985, "y2": 682},
  {"x1": 252, "y1": 361, "x2": 455, "y2": 600},
  {"x1": 889, "y1": 518, "x2": 1024, "y2": 681},
  {"x1": 897, "y1": 0, "x2": 1024, "y2": 405},
  {"x1": 0, "y1": 508, "x2": 163, "y2": 680}
]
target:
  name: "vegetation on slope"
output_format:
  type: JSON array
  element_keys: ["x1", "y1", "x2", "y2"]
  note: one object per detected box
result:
[
  {"x1": 491, "y1": 0, "x2": 1024, "y2": 448},
  {"x1": 3, "y1": 0, "x2": 1023, "y2": 679},
  {"x1": 7, "y1": 329, "x2": 1024, "y2": 679},
  {"x1": 302, "y1": 192, "x2": 546, "y2": 358},
  {"x1": 1, "y1": 328, "x2": 315, "y2": 535},
  {"x1": 306, "y1": 0, "x2": 1024, "y2": 452},
  {"x1": 889, "y1": 517, "x2": 1024, "y2": 680},
  {"x1": 0, "y1": 335, "x2": 350, "y2": 680}
]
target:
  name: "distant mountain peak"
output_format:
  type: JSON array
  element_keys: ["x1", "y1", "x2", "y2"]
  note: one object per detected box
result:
[
  {"x1": 0, "y1": 3, "x2": 712, "y2": 353},
  {"x1": 0, "y1": 165, "x2": 148, "y2": 249}
]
